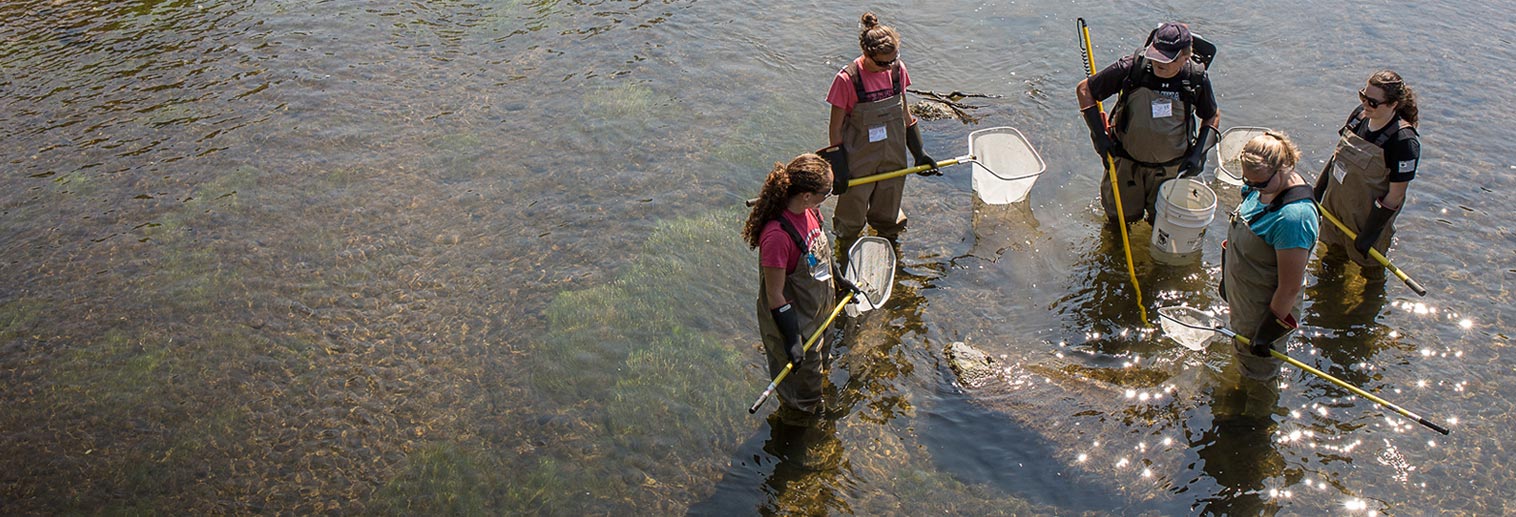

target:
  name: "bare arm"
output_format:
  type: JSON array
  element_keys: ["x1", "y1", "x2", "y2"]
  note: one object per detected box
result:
[
  {"x1": 1270, "y1": 247, "x2": 1311, "y2": 318},
  {"x1": 1202, "y1": 110, "x2": 1221, "y2": 131},
  {"x1": 763, "y1": 266, "x2": 788, "y2": 310},
  {"x1": 1382, "y1": 181, "x2": 1410, "y2": 210},
  {"x1": 1075, "y1": 78, "x2": 1096, "y2": 110},
  {"x1": 828, "y1": 106, "x2": 845, "y2": 147}
]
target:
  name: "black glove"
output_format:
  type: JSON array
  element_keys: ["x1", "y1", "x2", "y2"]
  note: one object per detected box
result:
[
  {"x1": 833, "y1": 265, "x2": 863, "y2": 296},
  {"x1": 1354, "y1": 200, "x2": 1397, "y2": 256},
  {"x1": 771, "y1": 303, "x2": 804, "y2": 366},
  {"x1": 1249, "y1": 310, "x2": 1297, "y2": 357},
  {"x1": 1178, "y1": 126, "x2": 1219, "y2": 178},
  {"x1": 1313, "y1": 162, "x2": 1332, "y2": 202},
  {"x1": 906, "y1": 123, "x2": 939, "y2": 176},
  {"x1": 1081, "y1": 105, "x2": 1118, "y2": 159}
]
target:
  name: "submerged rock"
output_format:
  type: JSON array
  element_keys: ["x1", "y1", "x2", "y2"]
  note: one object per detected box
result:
[{"x1": 941, "y1": 340, "x2": 1216, "y2": 506}]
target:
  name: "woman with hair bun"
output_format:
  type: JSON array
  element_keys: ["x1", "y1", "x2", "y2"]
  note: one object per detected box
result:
[
  {"x1": 826, "y1": 12, "x2": 935, "y2": 248},
  {"x1": 742, "y1": 153, "x2": 836, "y2": 421},
  {"x1": 1315, "y1": 70, "x2": 1422, "y2": 281},
  {"x1": 1221, "y1": 131, "x2": 1319, "y2": 411}
]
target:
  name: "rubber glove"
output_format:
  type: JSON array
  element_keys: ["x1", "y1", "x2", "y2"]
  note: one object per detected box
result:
[
  {"x1": 1354, "y1": 199, "x2": 1397, "y2": 256},
  {"x1": 1249, "y1": 310, "x2": 1297, "y2": 357},
  {"x1": 771, "y1": 303, "x2": 804, "y2": 366},
  {"x1": 1178, "y1": 126, "x2": 1219, "y2": 178},
  {"x1": 906, "y1": 123, "x2": 939, "y2": 176}
]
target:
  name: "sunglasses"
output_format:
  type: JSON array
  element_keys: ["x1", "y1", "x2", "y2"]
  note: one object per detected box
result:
[
  {"x1": 870, "y1": 55, "x2": 897, "y2": 68},
  {"x1": 1243, "y1": 168, "x2": 1278, "y2": 190},
  {"x1": 1358, "y1": 87, "x2": 1389, "y2": 108}
]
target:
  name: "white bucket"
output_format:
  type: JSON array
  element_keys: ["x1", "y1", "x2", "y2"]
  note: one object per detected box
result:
[
  {"x1": 1150, "y1": 178, "x2": 1217, "y2": 260},
  {"x1": 969, "y1": 127, "x2": 1045, "y2": 205}
]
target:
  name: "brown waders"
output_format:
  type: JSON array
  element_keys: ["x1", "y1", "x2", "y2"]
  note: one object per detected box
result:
[
  {"x1": 1319, "y1": 119, "x2": 1411, "y2": 276},
  {"x1": 834, "y1": 62, "x2": 910, "y2": 245},
  {"x1": 1106, "y1": 85, "x2": 1189, "y2": 223},
  {"x1": 1220, "y1": 195, "x2": 1310, "y2": 418},
  {"x1": 756, "y1": 210, "x2": 836, "y2": 421}
]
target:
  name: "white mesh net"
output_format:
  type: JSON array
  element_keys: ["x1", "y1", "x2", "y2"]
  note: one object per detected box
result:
[
  {"x1": 844, "y1": 236, "x2": 895, "y2": 314},
  {"x1": 1158, "y1": 306, "x2": 1222, "y2": 351},
  {"x1": 969, "y1": 127, "x2": 1045, "y2": 204},
  {"x1": 1216, "y1": 127, "x2": 1272, "y2": 186}
]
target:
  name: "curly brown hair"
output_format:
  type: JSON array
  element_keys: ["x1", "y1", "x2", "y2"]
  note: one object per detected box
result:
[{"x1": 742, "y1": 154, "x2": 832, "y2": 249}]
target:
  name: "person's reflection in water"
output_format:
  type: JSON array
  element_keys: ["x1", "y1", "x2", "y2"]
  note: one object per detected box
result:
[
  {"x1": 754, "y1": 406, "x2": 848, "y2": 516},
  {"x1": 688, "y1": 386, "x2": 850, "y2": 516},
  {"x1": 1053, "y1": 223, "x2": 1153, "y2": 355},
  {"x1": 1190, "y1": 392, "x2": 1286, "y2": 516},
  {"x1": 1305, "y1": 258, "x2": 1394, "y2": 388}
]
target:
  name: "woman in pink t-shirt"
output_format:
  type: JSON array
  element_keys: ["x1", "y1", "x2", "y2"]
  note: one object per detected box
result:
[
  {"x1": 825, "y1": 12, "x2": 935, "y2": 248},
  {"x1": 741, "y1": 153, "x2": 836, "y2": 419}
]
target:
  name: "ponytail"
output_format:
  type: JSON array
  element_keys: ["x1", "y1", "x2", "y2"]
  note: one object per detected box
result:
[
  {"x1": 742, "y1": 154, "x2": 832, "y2": 249},
  {"x1": 1370, "y1": 70, "x2": 1418, "y2": 127}
]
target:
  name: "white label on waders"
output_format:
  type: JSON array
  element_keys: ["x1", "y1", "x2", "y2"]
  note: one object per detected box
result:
[
  {"x1": 807, "y1": 252, "x2": 832, "y2": 282},
  {"x1": 868, "y1": 125, "x2": 888, "y2": 143},
  {"x1": 1333, "y1": 161, "x2": 1348, "y2": 183},
  {"x1": 1151, "y1": 98, "x2": 1174, "y2": 118}
]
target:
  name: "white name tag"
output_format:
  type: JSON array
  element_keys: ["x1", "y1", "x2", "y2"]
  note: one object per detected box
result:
[
  {"x1": 868, "y1": 125, "x2": 888, "y2": 143},
  {"x1": 1332, "y1": 162, "x2": 1348, "y2": 183},
  {"x1": 1151, "y1": 98, "x2": 1173, "y2": 119}
]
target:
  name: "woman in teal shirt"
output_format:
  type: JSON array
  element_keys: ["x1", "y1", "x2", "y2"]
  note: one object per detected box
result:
[{"x1": 1220, "y1": 131, "x2": 1318, "y2": 414}]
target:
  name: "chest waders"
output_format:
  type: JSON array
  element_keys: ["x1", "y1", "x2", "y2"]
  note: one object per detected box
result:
[
  {"x1": 1104, "y1": 59, "x2": 1197, "y2": 223},
  {"x1": 756, "y1": 209, "x2": 836, "y2": 416},
  {"x1": 1320, "y1": 116, "x2": 1412, "y2": 268},
  {"x1": 834, "y1": 61, "x2": 910, "y2": 242},
  {"x1": 1222, "y1": 187, "x2": 1314, "y2": 381}
]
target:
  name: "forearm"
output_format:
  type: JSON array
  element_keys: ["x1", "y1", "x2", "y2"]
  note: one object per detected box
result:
[
  {"x1": 828, "y1": 106, "x2": 845, "y2": 146},
  {"x1": 1382, "y1": 181, "x2": 1409, "y2": 210},
  {"x1": 1075, "y1": 79, "x2": 1096, "y2": 110},
  {"x1": 1269, "y1": 249, "x2": 1309, "y2": 317},
  {"x1": 763, "y1": 267, "x2": 788, "y2": 310}
]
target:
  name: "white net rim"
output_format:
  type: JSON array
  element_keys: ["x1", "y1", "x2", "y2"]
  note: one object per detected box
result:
[
  {"x1": 1216, "y1": 126, "x2": 1274, "y2": 182},
  {"x1": 844, "y1": 236, "x2": 895, "y2": 311},
  {"x1": 968, "y1": 126, "x2": 1047, "y2": 182}
]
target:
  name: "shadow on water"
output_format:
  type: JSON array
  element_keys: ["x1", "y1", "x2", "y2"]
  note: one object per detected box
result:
[
  {"x1": 1185, "y1": 412, "x2": 1286, "y2": 516},
  {"x1": 915, "y1": 371, "x2": 1118, "y2": 512}
]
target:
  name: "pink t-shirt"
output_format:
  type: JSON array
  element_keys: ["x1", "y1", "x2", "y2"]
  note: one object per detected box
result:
[
  {"x1": 826, "y1": 57, "x2": 912, "y2": 114},
  {"x1": 758, "y1": 208, "x2": 824, "y2": 274}
]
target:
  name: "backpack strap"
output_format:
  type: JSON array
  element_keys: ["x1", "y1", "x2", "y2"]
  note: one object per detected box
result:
[{"x1": 1248, "y1": 185, "x2": 1316, "y2": 226}]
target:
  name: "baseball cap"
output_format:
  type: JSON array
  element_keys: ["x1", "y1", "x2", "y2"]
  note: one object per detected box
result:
[{"x1": 1144, "y1": 22, "x2": 1192, "y2": 64}]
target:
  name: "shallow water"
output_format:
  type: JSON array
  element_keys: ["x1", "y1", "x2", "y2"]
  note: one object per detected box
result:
[{"x1": 1, "y1": 0, "x2": 1513, "y2": 514}]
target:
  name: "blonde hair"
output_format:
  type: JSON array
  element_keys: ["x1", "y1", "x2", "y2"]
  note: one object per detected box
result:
[
  {"x1": 858, "y1": 12, "x2": 899, "y2": 58},
  {"x1": 1239, "y1": 130, "x2": 1301, "y2": 177},
  {"x1": 742, "y1": 154, "x2": 832, "y2": 249}
]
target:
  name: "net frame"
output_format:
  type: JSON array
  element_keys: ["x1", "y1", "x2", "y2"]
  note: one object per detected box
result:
[
  {"x1": 844, "y1": 236, "x2": 895, "y2": 313},
  {"x1": 1215, "y1": 126, "x2": 1273, "y2": 186},
  {"x1": 968, "y1": 126, "x2": 1046, "y2": 182},
  {"x1": 1157, "y1": 306, "x2": 1222, "y2": 351}
]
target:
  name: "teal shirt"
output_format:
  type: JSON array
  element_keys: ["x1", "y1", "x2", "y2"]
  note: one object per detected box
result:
[{"x1": 1238, "y1": 187, "x2": 1319, "y2": 250}]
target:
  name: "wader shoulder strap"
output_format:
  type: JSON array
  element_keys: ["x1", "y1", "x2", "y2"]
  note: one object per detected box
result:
[
  {"x1": 845, "y1": 61, "x2": 902, "y2": 104},
  {"x1": 1248, "y1": 185, "x2": 1316, "y2": 226},
  {"x1": 774, "y1": 214, "x2": 808, "y2": 267},
  {"x1": 1344, "y1": 107, "x2": 1415, "y2": 148}
]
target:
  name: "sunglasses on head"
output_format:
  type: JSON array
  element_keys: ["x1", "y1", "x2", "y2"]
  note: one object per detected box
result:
[{"x1": 1358, "y1": 88, "x2": 1389, "y2": 108}]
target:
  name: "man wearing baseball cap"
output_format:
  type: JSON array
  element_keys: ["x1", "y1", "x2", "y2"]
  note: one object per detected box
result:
[{"x1": 1076, "y1": 22, "x2": 1221, "y2": 224}]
